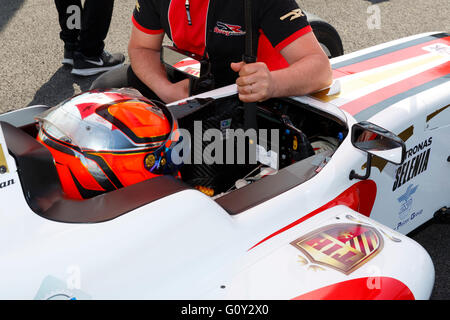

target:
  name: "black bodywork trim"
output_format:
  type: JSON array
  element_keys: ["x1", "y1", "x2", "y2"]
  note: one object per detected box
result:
[{"x1": 216, "y1": 150, "x2": 333, "y2": 215}]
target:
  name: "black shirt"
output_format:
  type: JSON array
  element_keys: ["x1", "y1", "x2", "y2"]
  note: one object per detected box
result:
[{"x1": 133, "y1": 0, "x2": 311, "y2": 87}]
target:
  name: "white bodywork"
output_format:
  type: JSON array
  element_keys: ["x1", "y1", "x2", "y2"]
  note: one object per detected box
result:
[{"x1": 0, "y1": 32, "x2": 448, "y2": 300}]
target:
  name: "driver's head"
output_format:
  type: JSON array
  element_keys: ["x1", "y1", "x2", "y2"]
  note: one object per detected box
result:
[{"x1": 36, "y1": 88, "x2": 180, "y2": 200}]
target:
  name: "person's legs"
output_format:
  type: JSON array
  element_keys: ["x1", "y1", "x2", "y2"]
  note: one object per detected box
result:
[
  {"x1": 90, "y1": 64, "x2": 163, "y2": 102},
  {"x1": 78, "y1": 0, "x2": 114, "y2": 57},
  {"x1": 54, "y1": 0, "x2": 82, "y2": 65},
  {"x1": 71, "y1": 0, "x2": 124, "y2": 76},
  {"x1": 90, "y1": 64, "x2": 129, "y2": 89}
]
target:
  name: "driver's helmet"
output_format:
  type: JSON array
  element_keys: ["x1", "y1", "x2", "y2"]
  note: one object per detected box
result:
[{"x1": 36, "y1": 88, "x2": 181, "y2": 200}]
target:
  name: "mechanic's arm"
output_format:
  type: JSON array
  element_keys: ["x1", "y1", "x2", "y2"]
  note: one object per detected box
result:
[
  {"x1": 128, "y1": 25, "x2": 189, "y2": 103},
  {"x1": 231, "y1": 32, "x2": 332, "y2": 102}
]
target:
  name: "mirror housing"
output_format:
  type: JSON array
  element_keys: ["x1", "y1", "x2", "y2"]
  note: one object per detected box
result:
[
  {"x1": 349, "y1": 121, "x2": 406, "y2": 180},
  {"x1": 161, "y1": 46, "x2": 214, "y2": 96},
  {"x1": 351, "y1": 121, "x2": 406, "y2": 165}
]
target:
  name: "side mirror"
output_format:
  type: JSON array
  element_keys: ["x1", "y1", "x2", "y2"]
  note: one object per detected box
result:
[
  {"x1": 351, "y1": 121, "x2": 406, "y2": 164},
  {"x1": 350, "y1": 121, "x2": 406, "y2": 180},
  {"x1": 161, "y1": 46, "x2": 214, "y2": 96}
]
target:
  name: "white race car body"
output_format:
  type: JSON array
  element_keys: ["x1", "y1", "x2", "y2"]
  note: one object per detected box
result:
[{"x1": 0, "y1": 32, "x2": 448, "y2": 300}]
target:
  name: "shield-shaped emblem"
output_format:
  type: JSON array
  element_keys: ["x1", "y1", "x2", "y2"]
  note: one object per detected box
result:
[{"x1": 290, "y1": 223, "x2": 383, "y2": 275}]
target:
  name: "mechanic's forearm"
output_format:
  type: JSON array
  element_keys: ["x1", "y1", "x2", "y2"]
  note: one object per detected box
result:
[
  {"x1": 271, "y1": 54, "x2": 332, "y2": 97},
  {"x1": 128, "y1": 47, "x2": 174, "y2": 102}
]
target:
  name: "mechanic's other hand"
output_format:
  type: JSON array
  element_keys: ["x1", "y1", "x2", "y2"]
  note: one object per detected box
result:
[
  {"x1": 231, "y1": 61, "x2": 275, "y2": 103},
  {"x1": 161, "y1": 78, "x2": 190, "y2": 103}
]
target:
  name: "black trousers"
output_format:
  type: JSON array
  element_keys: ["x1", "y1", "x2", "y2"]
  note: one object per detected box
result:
[
  {"x1": 90, "y1": 64, "x2": 162, "y2": 101},
  {"x1": 55, "y1": 0, "x2": 114, "y2": 57}
]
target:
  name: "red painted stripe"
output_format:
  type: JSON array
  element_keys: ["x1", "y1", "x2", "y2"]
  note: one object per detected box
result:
[
  {"x1": 132, "y1": 16, "x2": 164, "y2": 35},
  {"x1": 332, "y1": 69, "x2": 349, "y2": 79},
  {"x1": 333, "y1": 36, "x2": 450, "y2": 79},
  {"x1": 366, "y1": 233, "x2": 375, "y2": 252},
  {"x1": 275, "y1": 25, "x2": 312, "y2": 52},
  {"x1": 248, "y1": 180, "x2": 377, "y2": 251},
  {"x1": 357, "y1": 236, "x2": 366, "y2": 255},
  {"x1": 293, "y1": 277, "x2": 415, "y2": 300},
  {"x1": 340, "y1": 61, "x2": 450, "y2": 116}
]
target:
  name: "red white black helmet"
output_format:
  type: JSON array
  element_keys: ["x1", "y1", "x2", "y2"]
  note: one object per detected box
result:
[{"x1": 36, "y1": 88, "x2": 180, "y2": 200}]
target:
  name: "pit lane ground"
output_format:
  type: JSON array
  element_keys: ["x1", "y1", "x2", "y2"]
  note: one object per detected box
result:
[{"x1": 0, "y1": 0, "x2": 448, "y2": 299}]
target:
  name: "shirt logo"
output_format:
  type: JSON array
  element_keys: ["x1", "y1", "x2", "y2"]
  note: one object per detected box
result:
[
  {"x1": 135, "y1": 0, "x2": 140, "y2": 12},
  {"x1": 280, "y1": 9, "x2": 305, "y2": 21},
  {"x1": 214, "y1": 21, "x2": 246, "y2": 37}
]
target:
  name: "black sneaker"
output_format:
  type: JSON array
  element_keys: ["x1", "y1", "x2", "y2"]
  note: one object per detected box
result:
[
  {"x1": 71, "y1": 50, "x2": 125, "y2": 76},
  {"x1": 62, "y1": 47, "x2": 75, "y2": 66},
  {"x1": 62, "y1": 42, "x2": 80, "y2": 66}
]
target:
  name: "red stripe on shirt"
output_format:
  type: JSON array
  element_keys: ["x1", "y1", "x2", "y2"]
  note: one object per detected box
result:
[
  {"x1": 257, "y1": 31, "x2": 289, "y2": 71},
  {"x1": 132, "y1": 15, "x2": 164, "y2": 35},
  {"x1": 274, "y1": 25, "x2": 312, "y2": 52}
]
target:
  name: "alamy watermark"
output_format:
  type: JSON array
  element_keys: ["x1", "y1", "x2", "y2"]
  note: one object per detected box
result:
[
  {"x1": 367, "y1": 5, "x2": 381, "y2": 30},
  {"x1": 66, "y1": 265, "x2": 82, "y2": 290},
  {"x1": 366, "y1": 265, "x2": 382, "y2": 290},
  {"x1": 66, "y1": 5, "x2": 81, "y2": 30},
  {"x1": 170, "y1": 121, "x2": 280, "y2": 169}
]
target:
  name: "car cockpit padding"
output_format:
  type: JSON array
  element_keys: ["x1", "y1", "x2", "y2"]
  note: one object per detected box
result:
[{"x1": 1, "y1": 121, "x2": 190, "y2": 223}]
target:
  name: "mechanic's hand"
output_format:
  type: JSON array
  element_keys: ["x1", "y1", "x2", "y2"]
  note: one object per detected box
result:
[
  {"x1": 231, "y1": 61, "x2": 275, "y2": 103},
  {"x1": 161, "y1": 78, "x2": 190, "y2": 103}
]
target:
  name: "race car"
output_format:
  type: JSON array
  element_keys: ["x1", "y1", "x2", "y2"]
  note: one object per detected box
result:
[{"x1": 0, "y1": 31, "x2": 448, "y2": 300}]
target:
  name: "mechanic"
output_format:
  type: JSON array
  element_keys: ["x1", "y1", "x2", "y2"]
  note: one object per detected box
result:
[{"x1": 90, "y1": 0, "x2": 332, "y2": 103}]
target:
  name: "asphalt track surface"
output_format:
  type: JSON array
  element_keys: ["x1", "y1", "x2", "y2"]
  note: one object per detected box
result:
[{"x1": 0, "y1": 0, "x2": 448, "y2": 300}]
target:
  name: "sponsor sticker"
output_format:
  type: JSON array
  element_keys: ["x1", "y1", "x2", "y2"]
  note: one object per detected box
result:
[
  {"x1": 394, "y1": 183, "x2": 424, "y2": 231},
  {"x1": 290, "y1": 223, "x2": 383, "y2": 275},
  {"x1": 392, "y1": 137, "x2": 432, "y2": 191},
  {"x1": 220, "y1": 118, "x2": 232, "y2": 139},
  {"x1": 422, "y1": 43, "x2": 450, "y2": 58},
  {"x1": 0, "y1": 178, "x2": 14, "y2": 189},
  {"x1": 0, "y1": 143, "x2": 8, "y2": 174},
  {"x1": 397, "y1": 184, "x2": 418, "y2": 220}
]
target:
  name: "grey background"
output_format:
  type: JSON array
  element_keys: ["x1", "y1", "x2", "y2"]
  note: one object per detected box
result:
[{"x1": 0, "y1": 0, "x2": 448, "y2": 299}]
